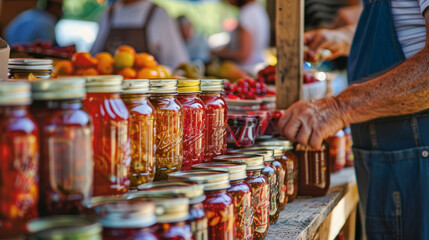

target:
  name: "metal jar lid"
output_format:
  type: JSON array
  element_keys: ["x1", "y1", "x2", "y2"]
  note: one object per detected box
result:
[
  {"x1": 200, "y1": 79, "x2": 224, "y2": 92},
  {"x1": 177, "y1": 79, "x2": 200, "y2": 93},
  {"x1": 257, "y1": 139, "x2": 294, "y2": 151},
  {"x1": 191, "y1": 162, "x2": 247, "y2": 181},
  {"x1": 31, "y1": 78, "x2": 86, "y2": 100},
  {"x1": 136, "y1": 181, "x2": 205, "y2": 204},
  {"x1": 244, "y1": 146, "x2": 284, "y2": 158},
  {"x1": 26, "y1": 216, "x2": 102, "y2": 239},
  {"x1": 85, "y1": 75, "x2": 123, "y2": 93},
  {"x1": 122, "y1": 79, "x2": 150, "y2": 95},
  {"x1": 9, "y1": 58, "x2": 53, "y2": 70},
  {"x1": 228, "y1": 149, "x2": 275, "y2": 162},
  {"x1": 213, "y1": 154, "x2": 265, "y2": 170},
  {"x1": 168, "y1": 170, "x2": 230, "y2": 191},
  {"x1": 149, "y1": 79, "x2": 178, "y2": 94},
  {"x1": 0, "y1": 81, "x2": 31, "y2": 105}
]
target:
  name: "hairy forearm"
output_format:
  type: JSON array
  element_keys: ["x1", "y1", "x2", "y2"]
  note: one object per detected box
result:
[{"x1": 337, "y1": 47, "x2": 429, "y2": 125}]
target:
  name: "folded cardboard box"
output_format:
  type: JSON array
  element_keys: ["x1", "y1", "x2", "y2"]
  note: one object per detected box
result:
[{"x1": 0, "y1": 38, "x2": 10, "y2": 80}]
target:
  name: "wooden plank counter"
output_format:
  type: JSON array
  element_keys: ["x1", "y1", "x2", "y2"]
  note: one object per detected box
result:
[{"x1": 267, "y1": 167, "x2": 359, "y2": 240}]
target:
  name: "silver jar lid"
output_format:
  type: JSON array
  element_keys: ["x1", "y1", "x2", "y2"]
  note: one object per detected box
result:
[
  {"x1": 9, "y1": 58, "x2": 53, "y2": 70},
  {"x1": 228, "y1": 149, "x2": 276, "y2": 162},
  {"x1": 214, "y1": 154, "x2": 265, "y2": 170},
  {"x1": 122, "y1": 79, "x2": 150, "y2": 94},
  {"x1": 168, "y1": 170, "x2": 230, "y2": 191},
  {"x1": 191, "y1": 162, "x2": 247, "y2": 181},
  {"x1": 136, "y1": 181, "x2": 205, "y2": 204},
  {"x1": 31, "y1": 78, "x2": 86, "y2": 100},
  {"x1": 200, "y1": 79, "x2": 224, "y2": 92},
  {"x1": 0, "y1": 81, "x2": 31, "y2": 105},
  {"x1": 85, "y1": 75, "x2": 123, "y2": 93},
  {"x1": 149, "y1": 79, "x2": 178, "y2": 94}
]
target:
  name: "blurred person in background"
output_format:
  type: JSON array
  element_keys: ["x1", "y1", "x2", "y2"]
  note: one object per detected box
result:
[
  {"x1": 212, "y1": 0, "x2": 270, "y2": 73},
  {"x1": 4, "y1": 0, "x2": 63, "y2": 46},
  {"x1": 91, "y1": 0, "x2": 189, "y2": 69},
  {"x1": 177, "y1": 15, "x2": 210, "y2": 63}
]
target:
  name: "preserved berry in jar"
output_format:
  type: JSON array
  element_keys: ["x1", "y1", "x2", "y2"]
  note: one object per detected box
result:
[
  {"x1": 169, "y1": 170, "x2": 234, "y2": 240},
  {"x1": 177, "y1": 80, "x2": 206, "y2": 170},
  {"x1": 30, "y1": 78, "x2": 93, "y2": 217},
  {"x1": 296, "y1": 144, "x2": 330, "y2": 197},
  {"x1": 0, "y1": 82, "x2": 38, "y2": 238},
  {"x1": 214, "y1": 155, "x2": 269, "y2": 240},
  {"x1": 192, "y1": 163, "x2": 253, "y2": 240},
  {"x1": 149, "y1": 79, "x2": 183, "y2": 181},
  {"x1": 200, "y1": 80, "x2": 227, "y2": 162},
  {"x1": 122, "y1": 80, "x2": 156, "y2": 188},
  {"x1": 83, "y1": 75, "x2": 131, "y2": 196}
]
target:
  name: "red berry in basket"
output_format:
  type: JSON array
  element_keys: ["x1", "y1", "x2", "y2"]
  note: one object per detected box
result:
[{"x1": 227, "y1": 94, "x2": 239, "y2": 100}]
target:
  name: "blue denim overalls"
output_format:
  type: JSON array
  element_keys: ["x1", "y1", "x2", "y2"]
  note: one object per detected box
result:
[{"x1": 348, "y1": 0, "x2": 429, "y2": 239}]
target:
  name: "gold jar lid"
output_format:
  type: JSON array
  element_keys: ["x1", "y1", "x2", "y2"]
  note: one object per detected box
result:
[
  {"x1": 228, "y1": 149, "x2": 275, "y2": 162},
  {"x1": 82, "y1": 196, "x2": 125, "y2": 209},
  {"x1": 244, "y1": 146, "x2": 284, "y2": 158},
  {"x1": 85, "y1": 75, "x2": 123, "y2": 93},
  {"x1": 257, "y1": 139, "x2": 294, "y2": 151},
  {"x1": 214, "y1": 154, "x2": 265, "y2": 170},
  {"x1": 168, "y1": 170, "x2": 230, "y2": 191},
  {"x1": 177, "y1": 79, "x2": 200, "y2": 93},
  {"x1": 191, "y1": 162, "x2": 247, "y2": 181},
  {"x1": 149, "y1": 79, "x2": 178, "y2": 94},
  {"x1": 200, "y1": 79, "x2": 224, "y2": 92},
  {"x1": 134, "y1": 181, "x2": 205, "y2": 204},
  {"x1": 31, "y1": 78, "x2": 86, "y2": 100},
  {"x1": 0, "y1": 81, "x2": 31, "y2": 105},
  {"x1": 122, "y1": 79, "x2": 150, "y2": 95}
]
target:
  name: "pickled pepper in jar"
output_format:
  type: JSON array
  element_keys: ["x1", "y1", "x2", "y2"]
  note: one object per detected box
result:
[
  {"x1": 122, "y1": 80, "x2": 156, "y2": 188},
  {"x1": 0, "y1": 82, "x2": 39, "y2": 238}
]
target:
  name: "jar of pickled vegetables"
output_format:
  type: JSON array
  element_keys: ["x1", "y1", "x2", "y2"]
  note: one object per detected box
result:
[
  {"x1": 136, "y1": 181, "x2": 208, "y2": 240},
  {"x1": 213, "y1": 155, "x2": 269, "y2": 240},
  {"x1": 200, "y1": 79, "x2": 227, "y2": 162},
  {"x1": 8, "y1": 58, "x2": 53, "y2": 79},
  {"x1": 155, "y1": 198, "x2": 193, "y2": 240},
  {"x1": 192, "y1": 163, "x2": 253, "y2": 240},
  {"x1": 0, "y1": 82, "x2": 38, "y2": 238},
  {"x1": 344, "y1": 126, "x2": 354, "y2": 167},
  {"x1": 83, "y1": 75, "x2": 131, "y2": 196},
  {"x1": 122, "y1": 80, "x2": 155, "y2": 189},
  {"x1": 296, "y1": 143, "x2": 330, "y2": 197},
  {"x1": 177, "y1": 80, "x2": 206, "y2": 170},
  {"x1": 149, "y1": 79, "x2": 183, "y2": 181},
  {"x1": 169, "y1": 170, "x2": 234, "y2": 240}
]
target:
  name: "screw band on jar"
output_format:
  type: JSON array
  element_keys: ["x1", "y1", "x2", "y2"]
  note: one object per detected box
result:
[
  {"x1": 213, "y1": 154, "x2": 265, "y2": 170},
  {"x1": 178, "y1": 79, "x2": 201, "y2": 93},
  {"x1": 191, "y1": 162, "x2": 247, "y2": 181},
  {"x1": 0, "y1": 81, "x2": 31, "y2": 105},
  {"x1": 200, "y1": 79, "x2": 224, "y2": 92},
  {"x1": 228, "y1": 149, "x2": 276, "y2": 162},
  {"x1": 31, "y1": 77, "x2": 87, "y2": 100},
  {"x1": 8, "y1": 58, "x2": 53, "y2": 79},
  {"x1": 122, "y1": 79, "x2": 150, "y2": 94},
  {"x1": 85, "y1": 75, "x2": 124, "y2": 93},
  {"x1": 137, "y1": 181, "x2": 206, "y2": 204},
  {"x1": 168, "y1": 170, "x2": 230, "y2": 190},
  {"x1": 257, "y1": 138, "x2": 294, "y2": 151},
  {"x1": 149, "y1": 79, "x2": 178, "y2": 94}
]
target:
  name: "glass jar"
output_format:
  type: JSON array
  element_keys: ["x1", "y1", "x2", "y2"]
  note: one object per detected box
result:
[
  {"x1": 226, "y1": 113, "x2": 259, "y2": 148},
  {"x1": 136, "y1": 181, "x2": 208, "y2": 240},
  {"x1": 296, "y1": 144, "x2": 330, "y2": 197},
  {"x1": 8, "y1": 58, "x2": 53, "y2": 79},
  {"x1": 192, "y1": 163, "x2": 253, "y2": 240},
  {"x1": 169, "y1": 170, "x2": 234, "y2": 240},
  {"x1": 83, "y1": 75, "x2": 131, "y2": 196},
  {"x1": 0, "y1": 82, "x2": 38, "y2": 239},
  {"x1": 344, "y1": 126, "x2": 354, "y2": 167},
  {"x1": 155, "y1": 198, "x2": 192, "y2": 240},
  {"x1": 121, "y1": 80, "x2": 156, "y2": 188},
  {"x1": 213, "y1": 155, "x2": 269, "y2": 240},
  {"x1": 27, "y1": 216, "x2": 102, "y2": 240},
  {"x1": 200, "y1": 79, "x2": 227, "y2": 162},
  {"x1": 177, "y1": 80, "x2": 206, "y2": 170},
  {"x1": 30, "y1": 78, "x2": 93, "y2": 216},
  {"x1": 327, "y1": 130, "x2": 346, "y2": 173},
  {"x1": 149, "y1": 79, "x2": 183, "y2": 181}
]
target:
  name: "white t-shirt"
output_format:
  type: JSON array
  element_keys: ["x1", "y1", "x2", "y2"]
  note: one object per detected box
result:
[
  {"x1": 391, "y1": 0, "x2": 429, "y2": 59},
  {"x1": 90, "y1": 0, "x2": 189, "y2": 69},
  {"x1": 231, "y1": 1, "x2": 270, "y2": 72}
]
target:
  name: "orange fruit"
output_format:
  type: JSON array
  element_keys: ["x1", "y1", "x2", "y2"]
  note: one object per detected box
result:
[
  {"x1": 137, "y1": 67, "x2": 159, "y2": 79},
  {"x1": 114, "y1": 51, "x2": 135, "y2": 70},
  {"x1": 97, "y1": 61, "x2": 114, "y2": 75},
  {"x1": 72, "y1": 52, "x2": 98, "y2": 68},
  {"x1": 95, "y1": 52, "x2": 114, "y2": 64},
  {"x1": 115, "y1": 45, "x2": 136, "y2": 55},
  {"x1": 153, "y1": 65, "x2": 171, "y2": 78},
  {"x1": 75, "y1": 67, "x2": 98, "y2": 76},
  {"x1": 134, "y1": 53, "x2": 157, "y2": 68},
  {"x1": 53, "y1": 60, "x2": 74, "y2": 76},
  {"x1": 118, "y1": 67, "x2": 137, "y2": 79}
]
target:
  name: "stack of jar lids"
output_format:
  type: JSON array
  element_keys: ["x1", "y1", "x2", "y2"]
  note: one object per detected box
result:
[
  {"x1": 244, "y1": 146, "x2": 284, "y2": 158},
  {"x1": 149, "y1": 79, "x2": 178, "y2": 94},
  {"x1": 0, "y1": 81, "x2": 31, "y2": 105},
  {"x1": 177, "y1": 79, "x2": 200, "y2": 93},
  {"x1": 200, "y1": 79, "x2": 224, "y2": 92},
  {"x1": 8, "y1": 58, "x2": 53, "y2": 79},
  {"x1": 134, "y1": 181, "x2": 206, "y2": 204},
  {"x1": 122, "y1": 79, "x2": 150, "y2": 94},
  {"x1": 213, "y1": 154, "x2": 265, "y2": 170},
  {"x1": 257, "y1": 138, "x2": 294, "y2": 151},
  {"x1": 228, "y1": 148, "x2": 275, "y2": 162},
  {"x1": 191, "y1": 162, "x2": 247, "y2": 181},
  {"x1": 31, "y1": 78, "x2": 86, "y2": 100},
  {"x1": 85, "y1": 75, "x2": 123, "y2": 93},
  {"x1": 168, "y1": 170, "x2": 230, "y2": 191}
]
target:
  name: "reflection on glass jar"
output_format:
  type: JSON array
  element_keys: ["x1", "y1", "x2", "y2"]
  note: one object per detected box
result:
[{"x1": 155, "y1": 198, "x2": 193, "y2": 240}]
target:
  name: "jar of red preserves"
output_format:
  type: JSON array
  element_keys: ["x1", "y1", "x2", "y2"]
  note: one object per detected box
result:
[
  {"x1": 200, "y1": 80, "x2": 227, "y2": 162},
  {"x1": 344, "y1": 126, "x2": 354, "y2": 167},
  {"x1": 296, "y1": 143, "x2": 330, "y2": 197},
  {"x1": 169, "y1": 170, "x2": 234, "y2": 240},
  {"x1": 177, "y1": 80, "x2": 206, "y2": 170},
  {"x1": 0, "y1": 82, "x2": 38, "y2": 238},
  {"x1": 154, "y1": 198, "x2": 192, "y2": 240},
  {"x1": 122, "y1": 80, "x2": 156, "y2": 188},
  {"x1": 213, "y1": 155, "x2": 269, "y2": 240},
  {"x1": 83, "y1": 75, "x2": 131, "y2": 196},
  {"x1": 327, "y1": 130, "x2": 346, "y2": 172},
  {"x1": 192, "y1": 162, "x2": 253, "y2": 240},
  {"x1": 136, "y1": 181, "x2": 208, "y2": 240},
  {"x1": 149, "y1": 79, "x2": 183, "y2": 181},
  {"x1": 30, "y1": 78, "x2": 93, "y2": 216}
]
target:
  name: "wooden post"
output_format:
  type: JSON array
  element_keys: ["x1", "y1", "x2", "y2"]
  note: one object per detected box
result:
[{"x1": 275, "y1": 0, "x2": 304, "y2": 109}]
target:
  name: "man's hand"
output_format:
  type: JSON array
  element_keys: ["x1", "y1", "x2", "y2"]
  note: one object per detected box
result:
[{"x1": 278, "y1": 98, "x2": 347, "y2": 149}]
